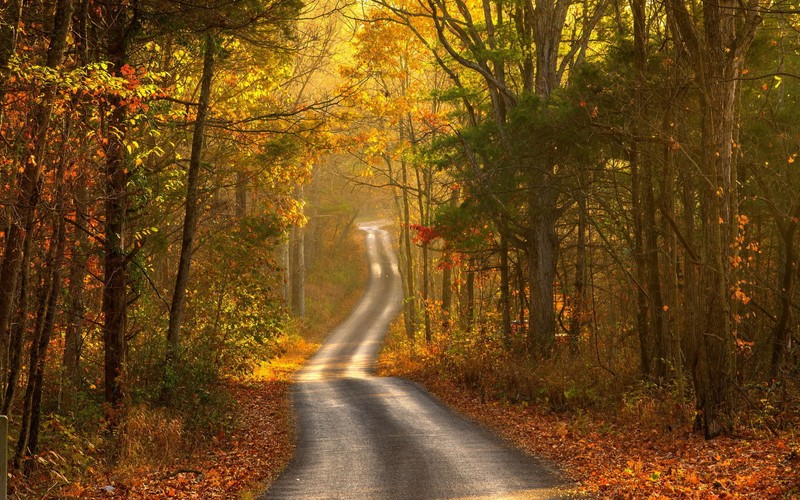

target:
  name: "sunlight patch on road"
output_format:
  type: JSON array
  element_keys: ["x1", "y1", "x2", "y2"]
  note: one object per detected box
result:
[{"x1": 453, "y1": 488, "x2": 576, "y2": 499}]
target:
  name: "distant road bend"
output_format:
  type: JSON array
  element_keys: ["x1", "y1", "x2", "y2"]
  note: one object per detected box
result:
[{"x1": 264, "y1": 223, "x2": 573, "y2": 500}]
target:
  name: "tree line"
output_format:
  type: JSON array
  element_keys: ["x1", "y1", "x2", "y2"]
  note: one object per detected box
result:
[
  {"x1": 0, "y1": 0, "x2": 350, "y2": 474},
  {"x1": 343, "y1": 0, "x2": 799, "y2": 438}
]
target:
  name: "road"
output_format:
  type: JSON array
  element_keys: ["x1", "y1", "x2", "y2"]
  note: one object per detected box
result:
[{"x1": 263, "y1": 224, "x2": 573, "y2": 499}]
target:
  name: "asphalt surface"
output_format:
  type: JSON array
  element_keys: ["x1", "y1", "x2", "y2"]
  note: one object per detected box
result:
[{"x1": 263, "y1": 224, "x2": 573, "y2": 500}]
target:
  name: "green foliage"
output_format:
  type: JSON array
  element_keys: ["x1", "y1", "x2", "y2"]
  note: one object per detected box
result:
[{"x1": 432, "y1": 200, "x2": 494, "y2": 251}]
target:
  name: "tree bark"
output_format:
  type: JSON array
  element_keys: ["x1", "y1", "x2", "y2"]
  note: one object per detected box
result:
[
  {"x1": 441, "y1": 255, "x2": 452, "y2": 331},
  {"x1": 523, "y1": 0, "x2": 567, "y2": 357},
  {"x1": 399, "y1": 158, "x2": 417, "y2": 341},
  {"x1": 570, "y1": 180, "x2": 587, "y2": 353},
  {"x1": 101, "y1": 0, "x2": 136, "y2": 428},
  {"x1": 499, "y1": 233, "x2": 512, "y2": 343},
  {"x1": 63, "y1": 172, "x2": 89, "y2": 410},
  {"x1": 770, "y1": 207, "x2": 799, "y2": 375},
  {"x1": 630, "y1": 145, "x2": 652, "y2": 376},
  {"x1": 527, "y1": 188, "x2": 558, "y2": 357},
  {"x1": 2, "y1": 225, "x2": 34, "y2": 416},
  {"x1": 464, "y1": 257, "x2": 475, "y2": 333},
  {"x1": 666, "y1": 0, "x2": 761, "y2": 435},
  {"x1": 643, "y1": 152, "x2": 670, "y2": 382},
  {"x1": 289, "y1": 223, "x2": 306, "y2": 316},
  {"x1": 16, "y1": 200, "x2": 66, "y2": 471}
]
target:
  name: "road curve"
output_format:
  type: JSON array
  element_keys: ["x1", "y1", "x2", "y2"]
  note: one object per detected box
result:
[{"x1": 263, "y1": 224, "x2": 573, "y2": 500}]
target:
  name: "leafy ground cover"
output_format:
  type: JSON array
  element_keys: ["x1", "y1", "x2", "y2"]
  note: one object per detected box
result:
[
  {"x1": 377, "y1": 362, "x2": 800, "y2": 499},
  {"x1": 48, "y1": 380, "x2": 295, "y2": 499}
]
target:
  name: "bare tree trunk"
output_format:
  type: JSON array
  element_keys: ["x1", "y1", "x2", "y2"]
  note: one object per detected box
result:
[
  {"x1": 62, "y1": 0, "x2": 92, "y2": 411},
  {"x1": 660, "y1": 87, "x2": 682, "y2": 382},
  {"x1": 441, "y1": 256, "x2": 452, "y2": 331},
  {"x1": 421, "y1": 167, "x2": 433, "y2": 343},
  {"x1": 524, "y1": 0, "x2": 568, "y2": 357},
  {"x1": 630, "y1": 0, "x2": 654, "y2": 378},
  {"x1": 282, "y1": 239, "x2": 290, "y2": 304},
  {"x1": 643, "y1": 155, "x2": 669, "y2": 381},
  {"x1": 164, "y1": 33, "x2": 216, "y2": 395},
  {"x1": 422, "y1": 240, "x2": 432, "y2": 342}
]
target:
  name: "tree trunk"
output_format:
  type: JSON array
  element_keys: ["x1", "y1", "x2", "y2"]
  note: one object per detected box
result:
[
  {"x1": 441, "y1": 254, "x2": 452, "y2": 331},
  {"x1": 570, "y1": 183, "x2": 587, "y2": 353},
  {"x1": 441, "y1": 188, "x2": 458, "y2": 331},
  {"x1": 770, "y1": 208, "x2": 798, "y2": 375},
  {"x1": 16, "y1": 204, "x2": 66, "y2": 471},
  {"x1": 282, "y1": 239, "x2": 290, "y2": 304},
  {"x1": 422, "y1": 240, "x2": 432, "y2": 342},
  {"x1": 101, "y1": 1, "x2": 136, "y2": 429},
  {"x1": 660, "y1": 81, "x2": 682, "y2": 382},
  {"x1": 164, "y1": 34, "x2": 216, "y2": 394},
  {"x1": 2, "y1": 226, "x2": 34, "y2": 416},
  {"x1": 464, "y1": 257, "x2": 475, "y2": 333},
  {"x1": 399, "y1": 159, "x2": 417, "y2": 341},
  {"x1": 667, "y1": 0, "x2": 761, "y2": 440},
  {"x1": 63, "y1": 172, "x2": 89, "y2": 410},
  {"x1": 643, "y1": 153, "x2": 670, "y2": 382},
  {"x1": 523, "y1": 0, "x2": 567, "y2": 357},
  {"x1": 692, "y1": 61, "x2": 740, "y2": 439},
  {"x1": 499, "y1": 233, "x2": 512, "y2": 343},
  {"x1": 527, "y1": 189, "x2": 558, "y2": 357},
  {"x1": 630, "y1": 0, "x2": 656, "y2": 379},
  {"x1": 289, "y1": 223, "x2": 306, "y2": 316},
  {"x1": 630, "y1": 145, "x2": 652, "y2": 376}
]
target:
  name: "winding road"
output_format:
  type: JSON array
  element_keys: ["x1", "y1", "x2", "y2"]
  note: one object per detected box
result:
[{"x1": 263, "y1": 224, "x2": 573, "y2": 499}]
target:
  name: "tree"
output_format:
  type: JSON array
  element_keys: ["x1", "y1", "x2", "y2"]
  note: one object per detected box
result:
[
  {"x1": 667, "y1": 0, "x2": 763, "y2": 438},
  {"x1": 163, "y1": 33, "x2": 217, "y2": 400},
  {"x1": 0, "y1": 0, "x2": 74, "y2": 410}
]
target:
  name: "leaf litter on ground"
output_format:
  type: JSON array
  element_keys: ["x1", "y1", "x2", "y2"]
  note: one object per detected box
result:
[{"x1": 399, "y1": 373, "x2": 800, "y2": 499}]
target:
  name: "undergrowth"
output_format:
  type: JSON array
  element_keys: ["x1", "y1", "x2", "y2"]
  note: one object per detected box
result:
[
  {"x1": 377, "y1": 313, "x2": 800, "y2": 494},
  {"x1": 378, "y1": 316, "x2": 799, "y2": 439},
  {"x1": 12, "y1": 228, "x2": 369, "y2": 498}
]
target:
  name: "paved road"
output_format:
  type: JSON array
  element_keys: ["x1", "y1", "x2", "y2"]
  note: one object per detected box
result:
[{"x1": 264, "y1": 224, "x2": 573, "y2": 499}]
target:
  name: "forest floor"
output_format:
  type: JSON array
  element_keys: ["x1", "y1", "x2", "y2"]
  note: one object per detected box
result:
[
  {"x1": 377, "y1": 365, "x2": 800, "y2": 499},
  {"x1": 56, "y1": 380, "x2": 295, "y2": 499},
  {"x1": 21, "y1": 343, "x2": 310, "y2": 499}
]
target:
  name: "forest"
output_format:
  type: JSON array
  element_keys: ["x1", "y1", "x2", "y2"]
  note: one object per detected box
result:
[{"x1": 0, "y1": 0, "x2": 799, "y2": 496}]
